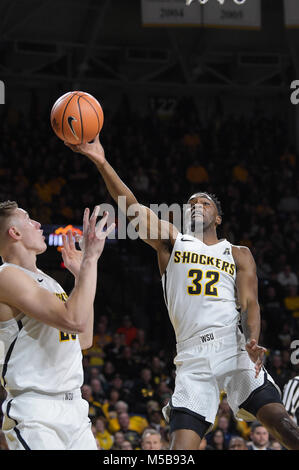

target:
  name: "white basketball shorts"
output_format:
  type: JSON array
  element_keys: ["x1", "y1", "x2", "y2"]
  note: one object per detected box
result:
[
  {"x1": 1, "y1": 389, "x2": 97, "y2": 450},
  {"x1": 162, "y1": 324, "x2": 280, "y2": 426}
]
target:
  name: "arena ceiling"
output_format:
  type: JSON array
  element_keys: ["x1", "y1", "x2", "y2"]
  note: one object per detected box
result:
[{"x1": 0, "y1": 0, "x2": 297, "y2": 95}]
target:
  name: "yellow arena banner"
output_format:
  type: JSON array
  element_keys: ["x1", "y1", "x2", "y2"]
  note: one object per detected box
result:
[{"x1": 284, "y1": 0, "x2": 299, "y2": 28}]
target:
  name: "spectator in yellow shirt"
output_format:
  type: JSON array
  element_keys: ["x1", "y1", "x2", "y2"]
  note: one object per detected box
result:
[
  {"x1": 108, "y1": 401, "x2": 148, "y2": 435},
  {"x1": 94, "y1": 417, "x2": 113, "y2": 450}
]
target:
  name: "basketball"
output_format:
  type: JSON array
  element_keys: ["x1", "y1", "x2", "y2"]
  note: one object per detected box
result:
[{"x1": 50, "y1": 91, "x2": 104, "y2": 145}]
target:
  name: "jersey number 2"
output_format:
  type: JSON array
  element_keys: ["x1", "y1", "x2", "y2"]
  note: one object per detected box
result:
[{"x1": 187, "y1": 269, "x2": 219, "y2": 297}]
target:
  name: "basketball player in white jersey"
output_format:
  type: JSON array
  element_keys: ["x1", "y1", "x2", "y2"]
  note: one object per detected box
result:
[
  {"x1": 65, "y1": 135, "x2": 299, "y2": 450},
  {"x1": 0, "y1": 202, "x2": 114, "y2": 450}
]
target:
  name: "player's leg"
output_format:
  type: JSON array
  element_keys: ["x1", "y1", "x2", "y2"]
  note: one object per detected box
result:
[
  {"x1": 67, "y1": 398, "x2": 98, "y2": 450},
  {"x1": 162, "y1": 373, "x2": 217, "y2": 450},
  {"x1": 2, "y1": 398, "x2": 65, "y2": 450},
  {"x1": 70, "y1": 425, "x2": 98, "y2": 450},
  {"x1": 168, "y1": 409, "x2": 211, "y2": 450},
  {"x1": 226, "y1": 356, "x2": 299, "y2": 450},
  {"x1": 69, "y1": 416, "x2": 98, "y2": 450},
  {"x1": 170, "y1": 430, "x2": 202, "y2": 450},
  {"x1": 256, "y1": 402, "x2": 299, "y2": 450},
  {"x1": 164, "y1": 341, "x2": 219, "y2": 450},
  {"x1": 237, "y1": 377, "x2": 299, "y2": 449}
]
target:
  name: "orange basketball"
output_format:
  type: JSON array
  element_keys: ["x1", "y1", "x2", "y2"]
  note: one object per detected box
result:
[{"x1": 50, "y1": 91, "x2": 104, "y2": 144}]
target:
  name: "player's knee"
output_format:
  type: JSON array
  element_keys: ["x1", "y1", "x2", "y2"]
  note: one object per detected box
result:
[
  {"x1": 168, "y1": 409, "x2": 211, "y2": 450},
  {"x1": 170, "y1": 429, "x2": 201, "y2": 451},
  {"x1": 170, "y1": 409, "x2": 211, "y2": 439},
  {"x1": 257, "y1": 404, "x2": 299, "y2": 450}
]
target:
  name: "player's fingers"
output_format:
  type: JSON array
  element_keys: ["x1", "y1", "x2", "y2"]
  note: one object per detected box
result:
[
  {"x1": 83, "y1": 208, "x2": 90, "y2": 235},
  {"x1": 60, "y1": 247, "x2": 68, "y2": 263},
  {"x1": 259, "y1": 348, "x2": 266, "y2": 362},
  {"x1": 89, "y1": 205, "x2": 100, "y2": 234},
  {"x1": 95, "y1": 211, "x2": 109, "y2": 234},
  {"x1": 68, "y1": 230, "x2": 76, "y2": 250},
  {"x1": 62, "y1": 233, "x2": 69, "y2": 251},
  {"x1": 74, "y1": 233, "x2": 82, "y2": 246},
  {"x1": 255, "y1": 358, "x2": 263, "y2": 378}
]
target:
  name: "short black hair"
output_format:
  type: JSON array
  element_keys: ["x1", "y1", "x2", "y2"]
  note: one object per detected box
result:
[
  {"x1": 250, "y1": 421, "x2": 265, "y2": 433},
  {"x1": 188, "y1": 192, "x2": 223, "y2": 217}
]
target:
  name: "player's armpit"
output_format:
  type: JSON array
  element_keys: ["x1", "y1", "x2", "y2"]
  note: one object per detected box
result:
[
  {"x1": 131, "y1": 205, "x2": 179, "y2": 251},
  {"x1": 0, "y1": 266, "x2": 83, "y2": 334}
]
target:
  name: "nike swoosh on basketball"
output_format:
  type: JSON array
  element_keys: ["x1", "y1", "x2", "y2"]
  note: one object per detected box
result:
[{"x1": 67, "y1": 116, "x2": 78, "y2": 139}]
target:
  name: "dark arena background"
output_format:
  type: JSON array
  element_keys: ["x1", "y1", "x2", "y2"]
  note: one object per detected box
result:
[{"x1": 0, "y1": 0, "x2": 299, "y2": 454}]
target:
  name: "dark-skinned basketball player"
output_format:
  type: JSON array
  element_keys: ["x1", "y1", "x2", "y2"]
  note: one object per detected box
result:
[{"x1": 65, "y1": 135, "x2": 299, "y2": 450}]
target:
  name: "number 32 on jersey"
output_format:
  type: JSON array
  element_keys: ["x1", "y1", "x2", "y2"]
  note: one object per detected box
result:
[{"x1": 187, "y1": 269, "x2": 219, "y2": 297}]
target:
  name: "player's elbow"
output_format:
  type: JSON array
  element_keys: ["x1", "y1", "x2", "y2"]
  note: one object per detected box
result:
[
  {"x1": 80, "y1": 339, "x2": 93, "y2": 350},
  {"x1": 239, "y1": 297, "x2": 259, "y2": 314},
  {"x1": 247, "y1": 298, "x2": 260, "y2": 313},
  {"x1": 61, "y1": 317, "x2": 87, "y2": 335},
  {"x1": 71, "y1": 320, "x2": 87, "y2": 334}
]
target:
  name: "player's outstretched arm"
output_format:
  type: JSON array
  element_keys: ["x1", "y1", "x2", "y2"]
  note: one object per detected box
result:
[
  {"x1": 60, "y1": 212, "x2": 112, "y2": 349},
  {"x1": 233, "y1": 245, "x2": 267, "y2": 378},
  {"x1": 0, "y1": 206, "x2": 114, "y2": 336},
  {"x1": 64, "y1": 135, "x2": 179, "y2": 255}
]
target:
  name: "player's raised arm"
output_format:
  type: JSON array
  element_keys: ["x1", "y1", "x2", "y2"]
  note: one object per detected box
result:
[
  {"x1": 64, "y1": 135, "x2": 179, "y2": 256},
  {"x1": 232, "y1": 245, "x2": 267, "y2": 377},
  {"x1": 0, "y1": 206, "x2": 114, "y2": 335}
]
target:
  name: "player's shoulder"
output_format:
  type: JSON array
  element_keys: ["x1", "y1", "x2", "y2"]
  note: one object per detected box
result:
[
  {"x1": 0, "y1": 263, "x2": 30, "y2": 278},
  {"x1": 231, "y1": 245, "x2": 255, "y2": 267},
  {"x1": 0, "y1": 263, "x2": 23, "y2": 281},
  {"x1": 231, "y1": 244, "x2": 253, "y2": 256},
  {"x1": 0, "y1": 264, "x2": 36, "y2": 294}
]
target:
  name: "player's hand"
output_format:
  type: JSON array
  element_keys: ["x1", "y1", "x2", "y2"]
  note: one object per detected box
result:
[
  {"x1": 245, "y1": 339, "x2": 267, "y2": 378},
  {"x1": 81, "y1": 206, "x2": 115, "y2": 260},
  {"x1": 64, "y1": 134, "x2": 106, "y2": 167},
  {"x1": 61, "y1": 229, "x2": 83, "y2": 278}
]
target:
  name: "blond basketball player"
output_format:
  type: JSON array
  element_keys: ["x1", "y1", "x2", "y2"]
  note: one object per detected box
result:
[
  {"x1": 65, "y1": 136, "x2": 299, "y2": 450},
  {"x1": 0, "y1": 202, "x2": 114, "y2": 450}
]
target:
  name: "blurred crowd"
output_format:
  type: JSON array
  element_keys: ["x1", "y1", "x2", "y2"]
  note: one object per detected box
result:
[{"x1": 0, "y1": 94, "x2": 298, "y2": 450}]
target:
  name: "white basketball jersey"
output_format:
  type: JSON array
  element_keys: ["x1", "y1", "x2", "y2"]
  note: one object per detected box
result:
[
  {"x1": 0, "y1": 263, "x2": 83, "y2": 394},
  {"x1": 162, "y1": 233, "x2": 240, "y2": 343}
]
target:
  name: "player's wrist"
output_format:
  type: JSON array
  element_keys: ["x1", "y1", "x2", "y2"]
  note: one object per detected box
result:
[
  {"x1": 81, "y1": 253, "x2": 99, "y2": 265},
  {"x1": 93, "y1": 154, "x2": 107, "y2": 168}
]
